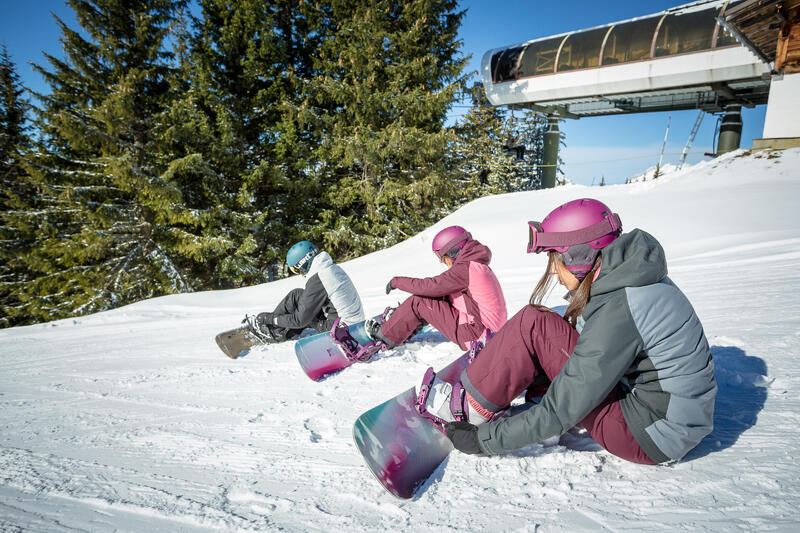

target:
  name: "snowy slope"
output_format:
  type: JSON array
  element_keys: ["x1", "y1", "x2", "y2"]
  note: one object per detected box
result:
[{"x1": 2, "y1": 148, "x2": 800, "y2": 532}]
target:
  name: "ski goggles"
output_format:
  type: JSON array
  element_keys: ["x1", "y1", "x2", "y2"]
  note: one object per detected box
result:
[
  {"x1": 433, "y1": 232, "x2": 471, "y2": 260},
  {"x1": 527, "y1": 212, "x2": 621, "y2": 254}
]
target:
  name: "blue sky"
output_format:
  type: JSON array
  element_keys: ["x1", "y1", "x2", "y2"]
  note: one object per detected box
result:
[{"x1": 1, "y1": 0, "x2": 767, "y2": 185}]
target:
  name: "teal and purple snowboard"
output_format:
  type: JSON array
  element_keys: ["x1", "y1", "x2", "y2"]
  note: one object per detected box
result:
[
  {"x1": 353, "y1": 351, "x2": 471, "y2": 499},
  {"x1": 294, "y1": 320, "x2": 374, "y2": 381}
]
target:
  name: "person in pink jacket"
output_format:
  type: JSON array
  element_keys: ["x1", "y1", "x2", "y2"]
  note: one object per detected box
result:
[{"x1": 365, "y1": 226, "x2": 508, "y2": 350}]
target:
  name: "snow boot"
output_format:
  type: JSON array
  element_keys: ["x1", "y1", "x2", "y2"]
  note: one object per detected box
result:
[
  {"x1": 364, "y1": 318, "x2": 396, "y2": 348},
  {"x1": 242, "y1": 314, "x2": 278, "y2": 344}
]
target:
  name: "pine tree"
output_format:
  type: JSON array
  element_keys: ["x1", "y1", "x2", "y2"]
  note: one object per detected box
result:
[
  {"x1": 450, "y1": 83, "x2": 554, "y2": 204},
  {"x1": 180, "y1": 0, "x2": 324, "y2": 282},
  {"x1": 0, "y1": 44, "x2": 33, "y2": 327},
  {"x1": 450, "y1": 82, "x2": 521, "y2": 201},
  {"x1": 303, "y1": 0, "x2": 468, "y2": 257},
  {"x1": 154, "y1": 3, "x2": 261, "y2": 288},
  {"x1": 9, "y1": 0, "x2": 217, "y2": 323},
  {"x1": 505, "y1": 109, "x2": 552, "y2": 191},
  {"x1": 0, "y1": 45, "x2": 28, "y2": 191}
]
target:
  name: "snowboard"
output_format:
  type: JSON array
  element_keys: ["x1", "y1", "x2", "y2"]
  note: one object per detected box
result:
[
  {"x1": 294, "y1": 319, "x2": 375, "y2": 381},
  {"x1": 352, "y1": 350, "x2": 471, "y2": 499},
  {"x1": 215, "y1": 325, "x2": 263, "y2": 359}
]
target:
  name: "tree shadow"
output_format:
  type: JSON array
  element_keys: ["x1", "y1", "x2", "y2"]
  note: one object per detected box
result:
[
  {"x1": 368, "y1": 327, "x2": 449, "y2": 365},
  {"x1": 409, "y1": 328, "x2": 449, "y2": 344},
  {"x1": 683, "y1": 344, "x2": 770, "y2": 461}
]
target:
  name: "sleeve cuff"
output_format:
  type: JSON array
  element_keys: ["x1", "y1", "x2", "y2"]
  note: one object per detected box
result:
[{"x1": 476, "y1": 422, "x2": 499, "y2": 455}]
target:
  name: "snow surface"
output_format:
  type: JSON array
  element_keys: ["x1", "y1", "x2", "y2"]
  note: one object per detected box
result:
[{"x1": 2, "y1": 148, "x2": 800, "y2": 532}]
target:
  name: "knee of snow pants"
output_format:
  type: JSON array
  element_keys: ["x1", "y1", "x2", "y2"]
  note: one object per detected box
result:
[
  {"x1": 381, "y1": 294, "x2": 483, "y2": 348},
  {"x1": 462, "y1": 305, "x2": 578, "y2": 412}
]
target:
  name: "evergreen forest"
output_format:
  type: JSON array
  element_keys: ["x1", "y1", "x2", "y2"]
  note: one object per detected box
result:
[{"x1": 0, "y1": 0, "x2": 558, "y2": 327}]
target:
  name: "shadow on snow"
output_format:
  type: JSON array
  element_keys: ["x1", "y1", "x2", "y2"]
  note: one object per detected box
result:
[{"x1": 683, "y1": 344, "x2": 769, "y2": 461}]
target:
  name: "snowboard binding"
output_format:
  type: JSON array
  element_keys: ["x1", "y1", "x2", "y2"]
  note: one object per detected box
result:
[
  {"x1": 242, "y1": 314, "x2": 278, "y2": 343},
  {"x1": 416, "y1": 367, "x2": 468, "y2": 434},
  {"x1": 466, "y1": 337, "x2": 486, "y2": 364},
  {"x1": 330, "y1": 318, "x2": 387, "y2": 362},
  {"x1": 415, "y1": 334, "x2": 507, "y2": 434},
  {"x1": 415, "y1": 338, "x2": 486, "y2": 433}
]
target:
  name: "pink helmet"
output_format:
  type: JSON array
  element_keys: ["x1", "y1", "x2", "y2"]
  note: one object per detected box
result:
[
  {"x1": 432, "y1": 225, "x2": 471, "y2": 259},
  {"x1": 527, "y1": 198, "x2": 622, "y2": 280}
]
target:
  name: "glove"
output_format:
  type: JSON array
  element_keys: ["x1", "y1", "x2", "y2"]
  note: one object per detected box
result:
[
  {"x1": 385, "y1": 280, "x2": 395, "y2": 295},
  {"x1": 444, "y1": 421, "x2": 483, "y2": 455},
  {"x1": 257, "y1": 312, "x2": 275, "y2": 327}
]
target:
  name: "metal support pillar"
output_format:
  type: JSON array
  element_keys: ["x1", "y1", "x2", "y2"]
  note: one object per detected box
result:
[
  {"x1": 717, "y1": 104, "x2": 742, "y2": 155},
  {"x1": 541, "y1": 114, "x2": 560, "y2": 188}
]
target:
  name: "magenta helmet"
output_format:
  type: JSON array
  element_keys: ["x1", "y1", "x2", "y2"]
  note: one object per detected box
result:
[
  {"x1": 527, "y1": 198, "x2": 622, "y2": 280},
  {"x1": 432, "y1": 225, "x2": 471, "y2": 259}
]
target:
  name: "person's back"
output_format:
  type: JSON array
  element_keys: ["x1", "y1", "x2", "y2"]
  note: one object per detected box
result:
[
  {"x1": 579, "y1": 229, "x2": 716, "y2": 463},
  {"x1": 306, "y1": 251, "x2": 364, "y2": 326},
  {"x1": 442, "y1": 239, "x2": 506, "y2": 336}
]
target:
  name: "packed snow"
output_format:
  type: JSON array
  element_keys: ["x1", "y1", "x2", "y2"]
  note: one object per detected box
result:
[{"x1": 2, "y1": 148, "x2": 799, "y2": 531}]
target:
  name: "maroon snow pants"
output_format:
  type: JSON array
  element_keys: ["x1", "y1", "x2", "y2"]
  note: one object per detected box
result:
[
  {"x1": 463, "y1": 305, "x2": 655, "y2": 465},
  {"x1": 381, "y1": 295, "x2": 485, "y2": 350}
]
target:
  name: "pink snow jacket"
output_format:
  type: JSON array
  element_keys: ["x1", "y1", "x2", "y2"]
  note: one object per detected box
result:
[{"x1": 391, "y1": 239, "x2": 508, "y2": 335}]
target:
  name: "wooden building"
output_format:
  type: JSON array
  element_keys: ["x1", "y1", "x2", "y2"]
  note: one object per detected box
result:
[{"x1": 721, "y1": 0, "x2": 800, "y2": 148}]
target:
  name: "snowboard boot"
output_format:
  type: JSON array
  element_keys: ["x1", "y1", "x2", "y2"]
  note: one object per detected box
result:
[
  {"x1": 364, "y1": 318, "x2": 396, "y2": 348},
  {"x1": 242, "y1": 314, "x2": 278, "y2": 344},
  {"x1": 417, "y1": 369, "x2": 491, "y2": 426}
]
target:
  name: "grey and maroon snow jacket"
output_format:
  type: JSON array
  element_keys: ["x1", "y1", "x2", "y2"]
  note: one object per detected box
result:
[
  {"x1": 476, "y1": 229, "x2": 717, "y2": 463},
  {"x1": 390, "y1": 239, "x2": 507, "y2": 337}
]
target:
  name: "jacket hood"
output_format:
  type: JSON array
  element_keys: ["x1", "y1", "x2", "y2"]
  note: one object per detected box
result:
[
  {"x1": 590, "y1": 229, "x2": 667, "y2": 297},
  {"x1": 453, "y1": 239, "x2": 491, "y2": 266},
  {"x1": 306, "y1": 251, "x2": 332, "y2": 277}
]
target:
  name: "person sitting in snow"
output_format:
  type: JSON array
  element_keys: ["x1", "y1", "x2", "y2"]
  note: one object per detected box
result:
[
  {"x1": 423, "y1": 198, "x2": 717, "y2": 465},
  {"x1": 245, "y1": 241, "x2": 364, "y2": 343},
  {"x1": 365, "y1": 226, "x2": 507, "y2": 351}
]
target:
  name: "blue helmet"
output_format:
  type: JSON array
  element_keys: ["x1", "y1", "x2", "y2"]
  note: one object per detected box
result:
[{"x1": 286, "y1": 240, "x2": 318, "y2": 274}]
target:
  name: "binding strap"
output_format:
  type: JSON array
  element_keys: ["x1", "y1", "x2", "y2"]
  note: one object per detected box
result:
[
  {"x1": 416, "y1": 367, "x2": 469, "y2": 434},
  {"x1": 329, "y1": 318, "x2": 384, "y2": 362},
  {"x1": 449, "y1": 382, "x2": 466, "y2": 422}
]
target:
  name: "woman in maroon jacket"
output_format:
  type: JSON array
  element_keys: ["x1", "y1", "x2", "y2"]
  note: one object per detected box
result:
[{"x1": 366, "y1": 226, "x2": 507, "y2": 350}]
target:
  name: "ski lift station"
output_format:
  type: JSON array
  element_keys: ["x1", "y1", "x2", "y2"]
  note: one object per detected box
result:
[{"x1": 481, "y1": 0, "x2": 800, "y2": 187}]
